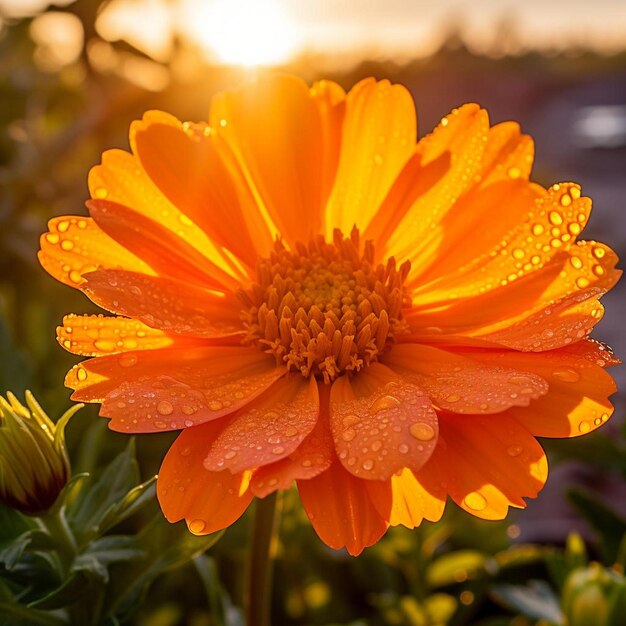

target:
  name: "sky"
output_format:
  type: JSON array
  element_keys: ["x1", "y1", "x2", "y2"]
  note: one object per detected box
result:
[{"x1": 2, "y1": 0, "x2": 626, "y2": 67}]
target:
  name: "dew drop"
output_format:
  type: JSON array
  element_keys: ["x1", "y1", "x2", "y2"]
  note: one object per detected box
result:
[
  {"x1": 342, "y1": 428, "x2": 356, "y2": 442},
  {"x1": 224, "y1": 450, "x2": 237, "y2": 459},
  {"x1": 272, "y1": 446, "x2": 285, "y2": 455},
  {"x1": 94, "y1": 187, "x2": 108, "y2": 199},
  {"x1": 208, "y1": 400, "x2": 223, "y2": 411},
  {"x1": 119, "y1": 354, "x2": 138, "y2": 368},
  {"x1": 362, "y1": 459, "x2": 375, "y2": 471},
  {"x1": 398, "y1": 443, "x2": 409, "y2": 454},
  {"x1": 463, "y1": 492, "x2": 487, "y2": 511},
  {"x1": 180, "y1": 445, "x2": 191, "y2": 457},
  {"x1": 410, "y1": 422, "x2": 436, "y2": 441},
  {"x1": 77, "y1": 367, "x2": 88, "y2": 382},
  {"x1": 189, "y1": 519, "x2": 206, "y2": 534},
  {"x1": 157, "y1": 400, "x2": 174, "y2": 416},
  {"x1": 45, "y1": 233, "x2": 60, "y2": 244},
  {"x1": 446, "y1": 394, "x2": 460, "y2": 403},
  {"x1": 284, "y1": 425, "x2": 298, "y2": 437},
  {"x1": 369, "y1": 394, "x2": 401, "y2": 414},
  {"x1": 578, "y1": 421, "x2": 591, "y2": 434},
  {"x1": 507, "y1": 445, "x2": 523, "y2": 457},
  {"x1": 154, "y1": 421, "x2": 167, "y2": 429},
  {"x1": 507, "y1": 166, "x2": 521, "y2": 179}
]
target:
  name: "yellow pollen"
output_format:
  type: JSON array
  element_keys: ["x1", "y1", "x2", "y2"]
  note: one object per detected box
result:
[{"x1": 239, "y1": 228, "x2": 411, "y2": 383}]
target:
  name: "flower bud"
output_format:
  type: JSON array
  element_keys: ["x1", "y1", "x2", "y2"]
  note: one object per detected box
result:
[
  {"x1": 0, "y1": 391, "x2": 81, "y2": 515},
  {"x1": 562, "y1": 563, "x2": 626, "y2": 626}
]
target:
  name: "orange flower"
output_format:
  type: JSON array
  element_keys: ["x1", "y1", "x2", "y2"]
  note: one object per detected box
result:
[{"x1": 39, "y1": 75, "x2": 620, "y2": 556}]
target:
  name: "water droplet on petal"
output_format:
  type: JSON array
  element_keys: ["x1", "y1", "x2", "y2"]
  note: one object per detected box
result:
[
  {"x1": 507, "y1": 445, "x2": 523, "y2": 457},
  {"x1": 578, "y1": 421, "x2": 591, "y2": 434},
  {"x1": 189, "y1": 519, "x2": 206, "y2": 534},
  {"x1": 157, "y1": 400, "x2": 174, "y2": 416},
  {"x1": 342, "y1": 428, "x2": 356, "y2": 442},
  {"x1": 369, "y1": 395, "x2": 401, "y2": 414},
  {"x1": 463, "y1": 492, "x2": 487, "y2": 511},
  {"x1": 362, "y1": 459, "x2": 375, "y2": 471},
  {"x1": 410, "y1": 422, "x2": 436, "y2": 442}
]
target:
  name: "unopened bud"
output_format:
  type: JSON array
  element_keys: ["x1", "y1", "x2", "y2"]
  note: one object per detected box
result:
[{"x1": 0, "y1": 391, "x2": 81, "y2": 515}]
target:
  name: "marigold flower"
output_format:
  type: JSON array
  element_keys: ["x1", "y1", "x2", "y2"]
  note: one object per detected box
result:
[
  {"x1": 0, "y1": 391, "x2": 79, "y2": 515},
  {"x1": 39, "y1": 75, "x2": 620, "y2": 555}
]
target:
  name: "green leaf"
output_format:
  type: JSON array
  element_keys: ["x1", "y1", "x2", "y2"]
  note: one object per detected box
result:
[
  {"x1": 81, "y1": 535, "x2": 144, "y2": 568},
  {"x1": 0, "y1": 530, "x2": 52, "y2": 571},
  {"x1": 106, "y1": 515, "x2": 224, "y2": 622},
  {"x1": 95, "y1": 475, "x2": 157, "y2": 535},
  {"x1": 567, "y1": 487, "x2": 626, "y2": 562},
  {"x1": 68, "y1": 440, "x2": 141, "y2": 543},
  {"x1": 491, "y1": 580, "x2": 564, "y2": 624}
]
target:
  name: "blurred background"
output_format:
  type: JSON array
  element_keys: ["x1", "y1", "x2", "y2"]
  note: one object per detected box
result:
[{"x1": 1, "y1": 1, "x2": 626, "y2": 624}]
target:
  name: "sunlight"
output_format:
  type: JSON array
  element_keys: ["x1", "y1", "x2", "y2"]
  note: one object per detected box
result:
[{"x1": 180, "y1": 0, "x2": 298, "y2": 67}]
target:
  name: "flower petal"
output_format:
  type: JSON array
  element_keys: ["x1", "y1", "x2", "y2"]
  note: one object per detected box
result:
[
  {"x1": 325, "y1": 78, "x2": 417, "y2": 235},
  {"x1": 203, "y1": 376, "x2": 319, "y2": 473},
  {"x1": 462, "y1": 347, "x2": 617, "y2": 437},
  {"x1": 82, "y1": 269, "x2": 243, "y2": 338},
  {"x1": 297, "y1": 460, "x2": 389, "y2": 555},
  {"x1": 157, "y1": 422, "x2": 252, "y2": 534},
  {"x1": 131, "y1": 111, "x2": 273, "y2": 267},
  {"x1": 38, "y1": 216, "x2": 152, "y2": 289},
  {"x1": 386, "y1": 104, "x2": 489, "y2": 270},
  {"x1": 310, "y1": 79, "x2": 345, "y2": 226},
  {"x1": 249, "y1": 389, "x2": 333, "y2": 498},
  {"x1": 366, "y1": 468, "x2": 445, "y2": 529},
  {"x1": 88, "y1": 199, "x2": 238, "y2": 291},
  {"x1": 88, "y1": 147, "x2": 242, "y2": 280},
  {"x1": 66, "y1": 346, "x2": 284, "y2": 432},
  {"x1": 210, "y1": 75, "x2": 327, "y2": 246},
  {"x1": 57, "y1": 314, "x2": 176, "y2": 356},
  {"x1": 385, "y1": 343, "x2": 548, "y2": 414},
  {"x1": 330, "y1": 363, "x2": 438, "y2": 480},
  {"x1": 417, "y1": 412, "x2": 548, "y2": 520}
]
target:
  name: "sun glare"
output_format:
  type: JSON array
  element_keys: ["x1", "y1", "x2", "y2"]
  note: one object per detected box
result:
[{"x1": 181, "y1": 0, "x2": 298, "y2": 67}]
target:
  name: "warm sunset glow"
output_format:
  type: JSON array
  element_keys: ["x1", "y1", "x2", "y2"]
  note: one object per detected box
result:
[{"x1": 180, "y1": 0, "x2": 298, "y2": 67}]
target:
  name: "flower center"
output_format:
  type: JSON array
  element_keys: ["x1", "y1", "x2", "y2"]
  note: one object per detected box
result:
[{"x1": 239, "y1": 228, "x2": 411, "y2": 383}]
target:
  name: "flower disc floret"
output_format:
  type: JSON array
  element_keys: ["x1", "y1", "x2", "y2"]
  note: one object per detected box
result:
[{"x1": 239, "y1": 228, "x2": 411, "y2": 382}]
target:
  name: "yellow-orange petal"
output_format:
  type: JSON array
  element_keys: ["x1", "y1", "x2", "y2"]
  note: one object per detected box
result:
[
  {"x1": 131, "y1": 112, "x2": 274, "y2": 267},
  {"x1": 310, "y1": 79, "x2": 346, "y2": 229},
  {"x1": 57, "y1": 314, "x2": 175, "y2": 356},
  {"x1": 88, "y1": 199, "x2": 239, "y2": 291},
  {"x1": 325, "y1": 78, "x2": 417, "y2": 236},
  {"x1": 417, "y1": 412, "x2": 548, "y2": 520},
  {"x1": 82, "y1": 269, "x2": 243, "y2": 339},
  {"x1": 366, "y1": 468, "x2": 445, "y2": 529},
  {"x1": 157, "y1": 422, "x2": 252, "y2": 533},
  {"x1": 329, "y1": 363, "x2": 438, "y2": 480},
  {"x1": 297, "y1": 461, "x2": 389, "y2": 556},
  {"x1": 463, "y1": 348, "x2": 617, "y2": 438},
  {"x1": 412, "y1": 182, "x2": 592, "y2": 303},
  {"x1": 479, "y1": 121, "x2": 534, "y2": 185},
  {"x1": 66, "y1": 346, "x2": 284, "y2": 432},
  {"x1": 38, "y1": 216, "x2": 153, "y2": 289},
  {"x1": 210, "y1": 74, "x2": 327, "y2": 246},
  {"x1": 203, "y1": 376, "x2": 319, "y2": 473},
  {"x1": 249, "y1": 405, "x2": 333, "y2": 498},
  {"x1": 384, "y1": 343, "x2": 548, "y2": 414},
  {"x1": 385, "y1": 104, "x2": 489, "y2": 270},
  {"x1": 88, "y1": 147, "x2": 245, "y2": 281}
]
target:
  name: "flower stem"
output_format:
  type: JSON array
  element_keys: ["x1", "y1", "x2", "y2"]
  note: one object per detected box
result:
[
  {"x1": 246, "y1": 492, "x2": 280, "y2": 626},
  {"x1": 39, "y1": 506, "x2": 78, "y2": 577}
]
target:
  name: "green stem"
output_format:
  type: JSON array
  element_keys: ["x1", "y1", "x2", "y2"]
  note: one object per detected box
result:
[
  {"x1": 39, "y1": 507, "x2": 78, "y2": 577},
  {"x1": 245, "y1": 492, "x2": 280, "y2": 626}
]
